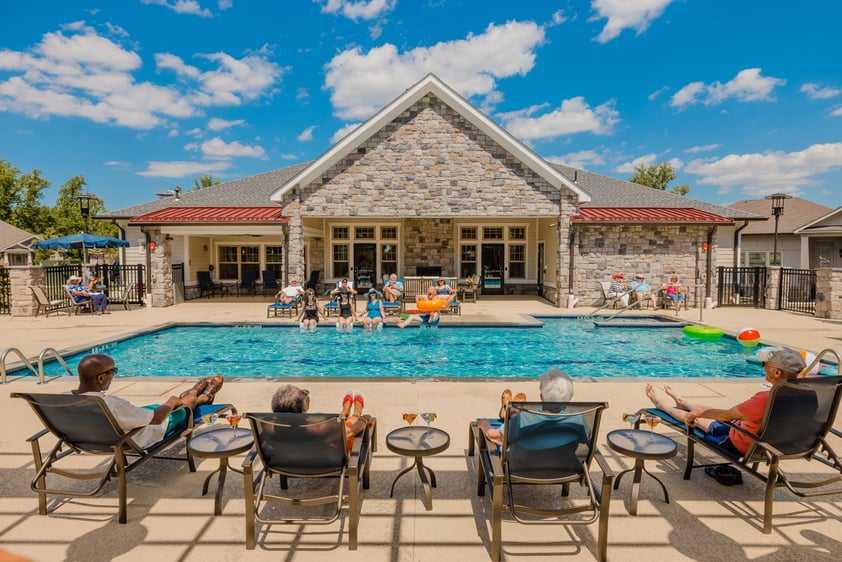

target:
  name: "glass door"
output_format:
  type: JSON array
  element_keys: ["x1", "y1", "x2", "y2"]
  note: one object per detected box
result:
[
  {"x1": 353, "y1": 243, "x2": 377, "y2": 291},
  {"x1": 481, "y1": 243, "x2": 505, "y2": 295}
]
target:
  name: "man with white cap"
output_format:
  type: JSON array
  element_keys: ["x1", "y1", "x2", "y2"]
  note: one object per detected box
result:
[
  {"x1": 645, "y1": 347, "x2": 806, "y2": 455},
  {"x1": 68, "y1": 274, "x2": 109, "y2": 314}
]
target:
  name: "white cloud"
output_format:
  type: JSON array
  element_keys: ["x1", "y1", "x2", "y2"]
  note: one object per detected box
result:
[
  {"x1": 0, "y1": 26, "x2": 282, "y2": 130},
  {"x1": 832, "y1": 107, "x2": 842, "y2": 117},
  {"x1": 319, "y1": 0, "x2": 397, "y2": 21},
  {"x1": 685, "y1": 143, "x2": 842, "y2": 196},
  {"x1": 192, "y1": 136, "x2": 267, "y2": 159},
  {"x1": 280, "y1": 153, "x2": 298, "y2": 160},
  {"x1": 141, "y1": 0, "x2": 213, "y2": 18},
  {"x1": 296, "y1": 87, "x2": 309, "y2": 102},
  {"x1": 589, "y1": 0, "x2": 674, "y2": 43},
  {"x1": 550, "y1": 10, "x2": 569, "y2": 26},
  {"x1": 684, "y1": 144, "x2": 720, "y2": 154},
  {"x1": 801, "y1": 82, "x2": 841, "y2": 100},
  {"x1": 616, "y1": 154, "x2": 683, "y2": 174},
  {"x1": 648, "y1": 86, "x2": 669, "y2": 101},
  {"x1": 546, "y1": 150, "x2": 607, "y2": 169},
  {"x1": 138, "y1": 160, "x2": 230, "y2": 177},
  {"x1": 324, "y1": 20, "x2": 545, "y2": 120},
  {"x1": 297, "y1": 125, "x2": 317, "y2": 142},
  {"x1": 498, "y1": 97, "x2": 619, "y2": 140},
  {"x1": 330, "y1": 122, "x2": 362, "y2": 143},
  {"x1": 103, "y1": 160, "x2": 130, "y2": 167},
  {"x1": 670, "y1": 68, "x2": 786, "y2": 108},
  {"x1": 207, "y1": 117, "x2": 244, "y2": 131}
]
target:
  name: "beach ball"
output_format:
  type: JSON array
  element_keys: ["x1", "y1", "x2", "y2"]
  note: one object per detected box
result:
[
  {"x1": 799, "y1": 350, "x2": 820, "y2": 376},
  {"x1": 736, "y1": 327, "x2": 761, "y2": 347}
]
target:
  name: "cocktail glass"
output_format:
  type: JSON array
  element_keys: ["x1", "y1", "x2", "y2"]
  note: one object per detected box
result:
[
  {"x1": 621, "y1": 412, "x2": 640, "y2": 437},
  {"x1": 644, "y1": 414, "x2": 660, "y2": 440},
  {"x1": 227, "y1": 413, "x2": 242, "y2": 429},
  {"x1": 402, "y1": 413, "x2": 417, "y2": 425},
  {"x1": 420, "y1": 412, "x2": 437, "y2": 426},
  {"x1": 202, "y1": 413, "x2": 219, "y2": 429}
]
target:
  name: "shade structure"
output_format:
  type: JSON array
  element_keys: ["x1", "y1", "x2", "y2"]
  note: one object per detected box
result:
[{"x1": 32, "y1": 232, "x2": 130, "y2": 250}]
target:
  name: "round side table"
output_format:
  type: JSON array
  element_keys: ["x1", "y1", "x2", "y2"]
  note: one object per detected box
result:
[
  {"x1": 606, "y1": 429, "x2": 677, "y2": 515},
  {"x1": 188, "y1": 427, "x2": 254, "y2": 515},
  {"x1": 386, "y1": 426, "x2": 450, "y2": 511}
]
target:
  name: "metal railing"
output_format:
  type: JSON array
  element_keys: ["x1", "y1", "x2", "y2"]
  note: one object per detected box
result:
[
  {"x1": 0, "y1": 265, "x2": 10, "y2": 315},
  {"x1": 717, "y1": 266, "x2": 767, "y2": 308},
  {"x1": 44, "y1": 264, "x2": 145, "y2": 305},
  {"x1": 778, "y1": 268, "x2": 816, "y2": 314}
]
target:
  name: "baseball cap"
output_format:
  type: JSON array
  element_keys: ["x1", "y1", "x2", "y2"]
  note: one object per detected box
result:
[
  {"x1": 612, "y1": 273, "x2": 624, "y2": 279},
  {"x1": 634, "y1": 273, "x2": 644, "y2": 279},
  {"x1": 755, "y1": 347, "x2": 806, "y2": 376}
]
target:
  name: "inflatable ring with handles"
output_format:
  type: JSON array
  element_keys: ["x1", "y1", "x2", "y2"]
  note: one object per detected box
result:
[
  {"x1": 416, "y1": 299, "x2": 448, "y2": 312},
  {"x1": 682, "y1": 325, "x2": 724, "y2": 339}
]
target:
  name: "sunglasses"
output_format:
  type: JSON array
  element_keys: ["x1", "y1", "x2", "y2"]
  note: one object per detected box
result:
[{"x1": 97, "y1": 367, "x2": 119, "y2": 377}]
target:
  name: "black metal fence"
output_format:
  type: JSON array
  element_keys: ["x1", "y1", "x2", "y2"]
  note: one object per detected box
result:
[
  {"x1": 0, "y1": 265, "x2": 10, "y2": 315},
  {"x1": 717, "y1": 266, "x2": 767, "y2": 308},
  {"x1": 779, "y1": 268, "x2": 816, "y2": 315},
  {"x1": 44, "y1": 264, "x2": 146, "y2": 305}
]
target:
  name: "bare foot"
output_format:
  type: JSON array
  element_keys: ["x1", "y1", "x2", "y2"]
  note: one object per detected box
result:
[
  {"x1": 645, "y1": 383, "x2": 669, "y2": 410},
  {"x1": 663, "y1": 385, "x2": 688, "y2": 409}
]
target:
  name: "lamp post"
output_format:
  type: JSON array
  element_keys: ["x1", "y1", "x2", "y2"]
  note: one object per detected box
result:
[
  {"x1": 765, "y1": 193, "x2": 791, "y2": 266},
  {"x1": 77, "y1": 193, "x2": 92, "y2": 264}
]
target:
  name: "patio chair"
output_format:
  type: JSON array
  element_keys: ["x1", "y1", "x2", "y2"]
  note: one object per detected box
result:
[
  {"x1": 117, "y1": 282, "x2": 137, "y2": 311},
  {"x1": 443, "y1": 279, "x2": 461, "y2": 315},
  {"x1": 10, "y1": 391, "x2": 234, "y2": 524},
  {"x1": 198, "y1": 271, "x2": 223, "y2": 298},
  {"x1": 65, "y1": 285, "x2": 94, "y2": 315},
  {"x1": 468, "y1": 402, "x2": 613, "y2": 561},
  {"x1": 640, "y1": 375, "x2": 842, "y2": 533},
  {"x1": 598, "y1": 281, "x2": 625, "y2": 309},
  {"x1": 31, "y1": 285, "x2": 70, "y2": 317},
  {"x1": 243, "y1": 412, "x2": 375, "y2": 550},
  {"x1": 261, "y1": 270, "x2": 279, "y2": 297},
  {"x1": 381, "y1": 275, "x2": 404, "y2": 315},
  {"x1": 324, "y1": 280, "x2": 356, "y2": 316},
  {"x1": 304, "y1": 270, "x2": 321, "y2": 291},
  {"x1": 267, "y1": 295, "x2": 301, "y2": 318},
  {"x1": 238, "y1": 271, "x2": 257, "y2": 296}
]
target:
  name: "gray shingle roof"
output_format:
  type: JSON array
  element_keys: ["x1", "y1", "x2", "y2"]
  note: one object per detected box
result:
[
  {"x1": 727, "y1": 197, "x2": 832, "y2": 234},
  {"x1": 0, "y1": 220, "x2": 39, "y2": 251}
]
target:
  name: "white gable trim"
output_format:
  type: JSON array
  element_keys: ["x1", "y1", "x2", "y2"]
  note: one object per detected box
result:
[
  {"x1": 793, "y1": 206, "x2": 842, "y2": 234},
  {"x1": 270, "y1": 73, "x2": 589, "y2": 203}
]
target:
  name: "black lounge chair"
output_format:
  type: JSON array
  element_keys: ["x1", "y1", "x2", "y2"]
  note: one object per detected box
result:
[
  {"x1": 243, "y1": 412, "x2": 375, "y2": 550},
  {"x1": 238, "y1": 271, "x2": 257, "y2": 296},
  {"x1": 197, "y1": 270, "x2": 223, "y2": 298},
  {"x1": 261, "y1": 270, "x2": 279, "y2": 297},
  {"x1": 468, "y1": 402, "x2": 613, "y2": 561},
  {"x1": 304, "y1": 269, "x2": 321, "y2": 291},
  {"x1": 11, "y1": 392, "x2": 234, "y2": 523},
  {"x1": 640, "y1": 375, "x2": 842, "y2": 533}
]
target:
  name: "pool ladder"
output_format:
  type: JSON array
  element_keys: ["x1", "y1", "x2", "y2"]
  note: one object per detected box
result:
[{"x1": 0, "y1": 347, "x2": 74, "y2": 384}]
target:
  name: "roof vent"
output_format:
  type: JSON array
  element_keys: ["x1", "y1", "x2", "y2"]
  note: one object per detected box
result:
[{"x1": 573, "y1": 171, "x2": 578, "y2": 183}]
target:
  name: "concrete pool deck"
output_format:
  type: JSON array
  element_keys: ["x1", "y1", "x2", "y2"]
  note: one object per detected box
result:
[{"x1": 1, "y1": 298, "x2": 841, "y2": 561}]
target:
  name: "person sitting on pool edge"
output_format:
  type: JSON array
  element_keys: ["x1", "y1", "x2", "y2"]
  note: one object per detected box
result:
[
  {"x1": 398, "y1": 286, "x2": 442, "y2": 328},
  {"x1": 330, "y1": 278, "x2": 358, "y2": 331},
  {"x1": 72, "y1": 353, "x2": 225, "y2": 450},
  {"x1": 644, "y1": 346, "x2": 806, "y2": 456},
  {"x1": 477, "y1": 368, "x2": 587, "y2": 448},
  {"x1": 270, "y1": 385, "x2": 369, "y2": 446}
]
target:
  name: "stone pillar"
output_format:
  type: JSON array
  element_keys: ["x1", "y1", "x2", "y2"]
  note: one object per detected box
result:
[
  {"x1": 9, "y1": 266, "x2": 46, "y2": 317},
  {"x1": 286, "y1": 197, "x2": 304, "y2": 284},
  {"x1": 814, "y1": 268, "x2": 842, "y2": 319},
  {"x1": 148, "y1": 231, "x2": 173, "y2": 307},
  {"x1": 764, "y1": 267, "x2": 781, "y2": 310}
]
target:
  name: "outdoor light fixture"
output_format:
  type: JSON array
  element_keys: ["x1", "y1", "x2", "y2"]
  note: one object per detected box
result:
[
  {"x1": 765, "y1": 193, "x2": 791, "y2": 266},
  {"x1": 76, "y1": 194, "x2": 93, "y2": 233}
]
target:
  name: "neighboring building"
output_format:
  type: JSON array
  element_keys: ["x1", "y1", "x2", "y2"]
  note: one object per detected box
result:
[
  {"x1": 728, "y1": 198, "x2": 833, "y2": 269},
  {"x1": 794, "y1": 206, "x2": 842, "y2": 269},
  {"x1": 0, "y1": 220, "x2": 39, "y2": 266},
  {"x1": 100, "y1": 74, "x2": 763, "y2": 307}
]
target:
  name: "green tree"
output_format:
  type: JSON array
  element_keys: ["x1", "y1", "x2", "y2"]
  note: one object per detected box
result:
[
  {"x1": 51, "y1": 175, "x2": 116, "y2": 238},
  {"x1": 0, "y1": 159, "x2": 53, "y2": 232},
  {"x1": 190, "y1": 173, "x2": 221, "y2": 191},
  {"x1": 628, "y1": 162, "x2": 690, "y2": 195}
]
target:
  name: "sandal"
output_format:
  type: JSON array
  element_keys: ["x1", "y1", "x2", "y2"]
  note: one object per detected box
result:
[
  {"x1": 342, "y1": 391, "x2": 355, "y2": 416},
  {"x1": 499, "y1": 389, "x2": 512, "y2": 420},
  {"x1": 201, "y1": 374, "x2": 224, "y2": 404},
  {"x1": 353, "y1": 392, "x2": 365, "y2": 416},
  {"x1": 180, "y1": 378, "x2": 209, "y2": 400},
  {"x1": 705, "y1": 465, "x2": 743, "y2": 486}
]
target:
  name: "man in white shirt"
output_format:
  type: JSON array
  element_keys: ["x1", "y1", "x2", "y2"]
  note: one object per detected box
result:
[
  {"x1": 277, "y1": 279, "x2": 305, "y2": 304},
  {"x1": 383, "y1": 273, "x2": 403, "y2": 303},
  {"x1": 72, "y1": 354, "x2": 224, "y2": 450}
]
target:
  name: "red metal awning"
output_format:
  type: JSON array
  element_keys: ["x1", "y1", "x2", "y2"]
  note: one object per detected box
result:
[
  {"x1": 129, "y1": 207, "x2": 288, "y2": 225},
  {"x1": 572, "y1": 207, "x2": 733, "y2": 224}
]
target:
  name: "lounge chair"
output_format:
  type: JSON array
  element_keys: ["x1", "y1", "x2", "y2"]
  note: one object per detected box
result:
[
  {"x1": 65, "y1": 285, "x2": 94, "y2": 315},
  {"x1": 598, "y1": 281, "x2": 627, "y2": 309},
  {"x1": 242, "y1": 412, "x2": 375, "y2": 550},
  {"x1": 238, "y1": 271, "x2": 258, "y2": 296},
  {"x1": 31, "y1": 285, "x2": 70, "y2": 317},
  {"x1": 468, "y1": 401, "x2": 613, "y2": 561},
  {"x1": 304, "y1": 269, "x2": 321, "y2": 291},
  {"x1": 117, "y1": 282, "x2": 137, "y2": 310},
  {"x1": 381, "y1": 275, "x2": 404, "y2": 315},
  {"x1": 640, "y1": 375, "x2": 842, "y2": 533},
  {"x1": 197, "y1": 271, "x2": 223, "y2": 298},
  {"x1": 261, "y1": 270, "x2": 278, "y2": 297},
  {"x1": 267, "y1": 295, "x2": 301, "y2": 318},
  {"x1": 11, "y1": 391, "x2": 234, "y2": 523},
  {"x1": 324, "y1": 280, "x2": 356, "y2": 316}
]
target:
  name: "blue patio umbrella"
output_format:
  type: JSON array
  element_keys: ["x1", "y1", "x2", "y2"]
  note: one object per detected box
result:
[{"x1": 32, "y1": 232, "x2": 130, "y2": 250}]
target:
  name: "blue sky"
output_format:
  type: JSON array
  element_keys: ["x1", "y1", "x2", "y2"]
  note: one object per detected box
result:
[{"x1": 2, "y1": 0, "x2": 841, "y2": 213}]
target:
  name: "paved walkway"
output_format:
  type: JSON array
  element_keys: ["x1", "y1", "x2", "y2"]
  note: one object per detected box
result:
[{"x1": 1, "y1": 298, "x2": 841, "y2": 561}]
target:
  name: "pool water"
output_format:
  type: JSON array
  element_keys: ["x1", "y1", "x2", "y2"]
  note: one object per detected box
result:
[{"x1": 37, "y1": 318, "x2": 770, "y2": 380}]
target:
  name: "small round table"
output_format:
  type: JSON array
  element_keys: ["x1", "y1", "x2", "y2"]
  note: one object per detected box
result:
[
  {"x1": 386, "y1": 426, "x2": 450, "y2": 511},
  {"x1": 188, "y1": 427, "x2": 254, "y2": 515},
  {"x1": 606, "y1": 429, "x2": 677, "y2": 515}
]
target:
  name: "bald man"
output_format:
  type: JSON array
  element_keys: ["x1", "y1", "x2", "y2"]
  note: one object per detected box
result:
[{"x1": 73, "y1": 353, "x2": 223, "y2": 449}]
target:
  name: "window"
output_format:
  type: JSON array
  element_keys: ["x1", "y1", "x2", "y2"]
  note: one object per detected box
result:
[
  {"x1": 460, "y1": 245, "x2": 477, "y2": 277},
  {"x1": 333, "y1": 244, "x2": 349, "y2": 278},
  {"x1": 509, "y1": 227, "x2": 525, "y2": 240},
  {"x1": 381, "y1": 244, "x2": 397, "y2": 276},
  {"x1": 460, "y1": 227, "x2": 477, "y2": 240},
  {"x1": 265, "y1": 246, "x2": 283, "y2": 277},
  {"x1": 218, "y1": 245, "x2": 260, "y2": 280},
  {"x1": 746, "y1": 252, "x2": 767, "y2": 266},
  {"x1": 508, "y1": 244, "x2": 525, "y2": 278},
  {"x1": 483, "y1": 227, "x2": 503, "y2": 240},
  {"x1": 381, "y1": 226, "x2": 397, "y2": 240},
  {"x1": 355, "y1": 226, "x2": 375, "y2": 239},
  {"x1": 332, "y1": 227, "x2": 349, "y2": 239}
]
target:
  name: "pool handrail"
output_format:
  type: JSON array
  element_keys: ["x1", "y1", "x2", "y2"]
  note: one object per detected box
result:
[
  {"x1": 1, "y1": 347, "x2": 40, "y2": 384},
  {"x1": 38, "y1": 348, "x2": 74, "y2": 383},
  {"x1": 805, "y1": 348, "x2": 842, "y2": 377}
]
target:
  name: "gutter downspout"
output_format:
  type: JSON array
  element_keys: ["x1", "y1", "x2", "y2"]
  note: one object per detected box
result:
[
  {"x1": 140, "y1": 226, "x2": 152, "y2": 304},
  {"x1": 706, "y1": 227, "x2": 716, "y2": 302},
  {"x1": 112, "y1": 220, "x2": 127, "y2": 266},
  {"x1": 733, "y1": 220, "x2": 749, "y2": 267}
]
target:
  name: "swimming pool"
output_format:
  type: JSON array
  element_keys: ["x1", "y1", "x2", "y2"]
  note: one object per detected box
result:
[{"x1": 32, "y1": 318, "x2": 773, "y2": 380}]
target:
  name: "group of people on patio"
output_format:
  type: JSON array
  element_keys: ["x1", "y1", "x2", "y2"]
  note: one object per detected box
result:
[
  {"x1": 67, "y1": 273, "x2": 109, "y2": 314},
  {"x1": 607, "y1": 272, "x2": 686, "y2": 311}
]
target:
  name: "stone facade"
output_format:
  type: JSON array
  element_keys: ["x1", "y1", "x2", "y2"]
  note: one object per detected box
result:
[
  {"x1": 8, "y1": 266, "x2": 45, "y2": 317},
  {"x1": 148, "y1": 233, "x2": 173, "y2": 307},
  {"x1": 814, "y1": 268, "x2": 842, "y2": 319},
  {"x1": 572, "y1": 224, "x2": 711, "y2": 305},
  {"x1": 403, "y1": 218, "x2": 456, "y2": 276}
]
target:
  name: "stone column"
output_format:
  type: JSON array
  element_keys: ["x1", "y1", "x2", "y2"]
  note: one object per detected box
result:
[
  {"x1": 9, "y1": 266, "x2": 46, "y2": 317},
  {"x1": 764, "y1": 267, "x2": 781, "y2": 310},
  {"x1": 148, "y1": 231, "x2": 173, "y2": 307},
  {"x1": 286, "y1": 197, "x2": 304, "y2": 284},
  {"x1": 814, "y1": 268, "x2": 842, "y2": 319}
]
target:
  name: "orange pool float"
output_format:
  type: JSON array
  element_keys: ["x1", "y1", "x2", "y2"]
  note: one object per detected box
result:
[{"x1": 416, "y1": 299, "x2": 448, "y2": 312}]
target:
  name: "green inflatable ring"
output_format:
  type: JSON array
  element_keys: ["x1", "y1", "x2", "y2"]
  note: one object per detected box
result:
[{"x1": 682, "y1": 325, "x2": 724, "y2": 340}]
